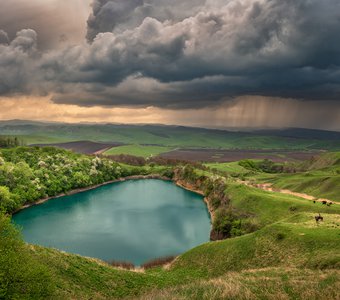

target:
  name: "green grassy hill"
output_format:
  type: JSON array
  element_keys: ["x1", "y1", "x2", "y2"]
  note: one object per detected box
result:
[
  {"x1": 248, "y1": 152, "x2": 340, "y2": 201},
  {"x1": 20, "y1": 210, "x2": 340, "y2": 299},
  {"x1": 1, "y1": 120, "x2": 340, "y2": 150},
  {"x1": 1, "y1": 145, "x2": 340, "y2": 299},
  {"x1": 104, "y1": 145, "x2": 173, "y2": 158},
  {"x1": 2, "y1": 178, "x2": 340, "y2": 299}
]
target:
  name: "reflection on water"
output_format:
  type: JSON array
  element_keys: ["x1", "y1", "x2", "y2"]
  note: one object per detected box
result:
[{"x1": 13, "y1": 179, "x2": 210, "y2": 265}]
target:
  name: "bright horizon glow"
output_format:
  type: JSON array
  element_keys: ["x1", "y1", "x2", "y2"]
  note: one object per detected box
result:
[{"x1": 0, "y1": 96, "x2": 339, "y2": 131}]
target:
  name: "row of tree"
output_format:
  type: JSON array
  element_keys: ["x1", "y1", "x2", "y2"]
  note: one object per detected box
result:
[{"x1": 0, "y1": 136, "x2": 24, "y2": 148}]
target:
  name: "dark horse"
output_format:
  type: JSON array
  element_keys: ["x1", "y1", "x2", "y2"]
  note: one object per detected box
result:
[{"x1": 315, "y1": 213, "x2": 324, "y2": 223}]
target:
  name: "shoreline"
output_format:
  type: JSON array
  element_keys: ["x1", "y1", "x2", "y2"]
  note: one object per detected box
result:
[
  {"x1": 13, "y1": 175, "x2": 170, "y2": 214},
  {"x1": 174, "y1": 179, "x2": 214, "y2": 221},
  {"x1": 13, "y1": 175, "x2": 213, "y2": 223}
]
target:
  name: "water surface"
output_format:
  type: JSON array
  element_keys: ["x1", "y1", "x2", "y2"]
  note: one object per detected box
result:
[{"x1": 13, "y1": 179, "x2": 210, "y2": 265}]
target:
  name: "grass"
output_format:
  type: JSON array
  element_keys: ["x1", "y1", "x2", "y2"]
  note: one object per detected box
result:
[
  {"x1": 27, "y1": 208, "x2": 340, "y2": 299},
  {"x1": 254, "y1": 172, "x2": 340, "y2": 201},
  {"x1": 137, "y1": 268, "x2": 340, "y2": 300},
  {"x1": 104, "y1": 145, "x2": 174, "y2": 158},
  {"x1": 4, "y1": 135, "x2": 73, "y2": 145},
  {"x1": 244, "y1": 152, "x2": 340, "y2": 201},
  {"x1": 205, "y1": 162, "x2": 250, "y2": 175},
  {"x1": 21, "y1": 178, "x2": 340, "y2": 299},
  {"x1": 225, "y1": 183, "x2": 340, "y2": 226},
  {"x1": 4, "y1": 149, "x2": 340, "y2": 299},
  {"x1": 1, "y1": 122, "x2": 340, "y2": 150}
]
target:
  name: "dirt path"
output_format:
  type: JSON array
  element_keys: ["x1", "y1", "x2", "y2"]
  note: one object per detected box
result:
[
  {"x1": 239, "y1": 180, "x2": 339, "y2": 205},
  {"x1": 93, "y1": 147, "x2": 111, "y2": 155}
]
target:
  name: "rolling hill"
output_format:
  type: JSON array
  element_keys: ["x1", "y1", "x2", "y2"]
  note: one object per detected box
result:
[{"x1": 1, "y1": 120, "x2": 340, "y2": 150}]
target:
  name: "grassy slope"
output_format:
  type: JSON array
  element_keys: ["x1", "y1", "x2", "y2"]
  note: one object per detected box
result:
[
  {"x1": 104, "y1": 145, "x2": 173, "y2": 158},
  {"x1": 205, "y1": 162, "x2": 250, "y2": 175},
  {"x1": 225, "y1": 182, "x2": 340, "y2": 226},
  {"x1": 21, "y1": 180, "x2": 340, "y2": 299},
  {"x1": 30, "y1": 210, "x2": 340, "y2": 299},
  {"x1": 248, "y1": 152, "x2": 340, "y2": 201},
  {"x1": 138, "y1": 268, "x2": 340, "y2": 300}
]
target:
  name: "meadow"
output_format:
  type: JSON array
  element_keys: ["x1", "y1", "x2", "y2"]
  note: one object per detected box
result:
[
  {"x1": 2, "y1": 120, "x2": 340, "y2": 150},
  {"x1": 2, "y1": 181, "x2": 339, "y2": 299},
  {"x1": 1, "y1": 132, "x2": 340, "y2": 299},
  {"x1": 104, "y1": 144, "x2": 174, "y2": 158}
]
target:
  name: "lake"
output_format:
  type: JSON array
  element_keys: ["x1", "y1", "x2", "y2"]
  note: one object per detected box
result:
[{"x1": 12, "y1": 179, "x2": 211, "y2": 265}]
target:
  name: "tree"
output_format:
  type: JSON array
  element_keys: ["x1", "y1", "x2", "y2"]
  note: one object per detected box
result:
[{"x1": 0, "y1": 186, "x2": 17, "y2": 212}]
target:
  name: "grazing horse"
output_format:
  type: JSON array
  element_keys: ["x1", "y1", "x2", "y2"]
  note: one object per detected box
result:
[
  {"x1": 315, "y1": 213, "x2": 324, "y2": 223},
  {"x1": 322, "y1": 200, "x2": 327, "y2": 205}
]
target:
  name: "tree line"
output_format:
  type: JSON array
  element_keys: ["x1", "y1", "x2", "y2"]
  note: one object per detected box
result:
[
  {"x1": 0, "y1": 147, "x2": 171, "y2": 214},
  {"x1": 0, "y1": 136, "x2": 24, "y2": 148}
]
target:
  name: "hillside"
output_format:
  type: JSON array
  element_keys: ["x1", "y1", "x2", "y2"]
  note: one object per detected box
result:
[
  {"x1": 1, "y1": 146, "x2": 340, "y2": 299},
  {"x1": 2, "y1": 193, "x2": 340, "y2": 299},
  {"x1": 26, "y1": 214, "x2": 340, "y2": 298},
  {"x1": 248, "y1": 152, "x2": 340, "y2": 201},
  {"x1": 1, "y1": 120, "x2": 340, "y2": 150}
]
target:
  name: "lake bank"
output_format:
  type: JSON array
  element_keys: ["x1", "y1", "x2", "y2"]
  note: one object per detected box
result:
[
  {"x1": 13, "y1": 175, "x2": 212, "y2": 219},
  {"x1": 13, "y1": 175, "x2": 171, "y2": 214},
  {"x1": 12, "y1": 179, "x2": 211, "y2": 265}
]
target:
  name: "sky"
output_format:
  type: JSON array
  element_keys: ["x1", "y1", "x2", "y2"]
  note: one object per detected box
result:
[{"x1": 0, "y1": 0, "x2": 339, "y2": 130}]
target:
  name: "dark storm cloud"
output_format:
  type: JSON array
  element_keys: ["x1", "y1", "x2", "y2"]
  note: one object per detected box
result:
[
  {"x1": 0, "y1": 29, "x2": 44, "y2": 95},
  {"x1": 1, "y1": 0, "x2": 340, "y2": 110},
  {"x1": 87, "y1": 0, "x2": 144, "y2": 42}
]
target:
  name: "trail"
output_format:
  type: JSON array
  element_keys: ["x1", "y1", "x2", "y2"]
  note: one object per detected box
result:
[
  {"x1": 239, "y1": 180, "x2": 339, "y2": 205},
  {"x1": 94, "y1": 147, "x2": 111, "y2": 155}
]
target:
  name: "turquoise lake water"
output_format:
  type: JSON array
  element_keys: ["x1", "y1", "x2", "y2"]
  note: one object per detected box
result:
[{"x1": 12, "y1": 179, "x2": 210, "y2": 265}]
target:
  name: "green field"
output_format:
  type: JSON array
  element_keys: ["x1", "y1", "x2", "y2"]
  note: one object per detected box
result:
[
  {"x1": 1, "y1": 120, "x2": 340, "y2": 150},
  {"x1": 205, "y1": 162, "x2": 251, "y2": 175},
  {"x1": 104, "y1": 145, "x2": 173, "y2": 158}
]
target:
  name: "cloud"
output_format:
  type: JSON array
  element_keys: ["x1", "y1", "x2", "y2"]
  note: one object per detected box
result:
[
  {"x1": 0, "y1": 0, "x2": 340, "y2": 113},
  {"x1": 0, "y1": 29, "x2": 43, "y2": 95},
  {"x1": 86, "y1": 0, "x2": 206, "y2": 42},
  {"x1": 0, "y1": 30, "x2": 9, "y2": 44},
  {"x1": 0, "y1": 0, "x2": 91, "y2": 49}
]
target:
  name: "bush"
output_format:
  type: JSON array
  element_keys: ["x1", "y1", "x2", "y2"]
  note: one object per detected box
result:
[
  {"x1": 0, "y1": 213, "x2": 54, "y2": 298},
  {"x1": 211, "y1": 208, "x2": 243, "y2": 240},
  {"x1": 107, "y1": 260, "x2": 135, "y2": 270},
  {"x1": 141, "y1": 256, "x2": 176, "y2": 269},
  {"x1": 238, "y1": 160, "x2": 259, "y2": 171},
  {"x1": 161, "y1": 168, "x2": 174, "y2": 179}
]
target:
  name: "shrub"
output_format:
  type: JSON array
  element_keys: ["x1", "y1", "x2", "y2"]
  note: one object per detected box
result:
[
  {"x1": 211, "y1": 208, "x2": 243, "y2": 240},
  {"x1": 141, "y1": 256, "x2": 176, "y2": 269},
  {"x1": 107, "y1": 260, "x2": 135, "y2": 270},
  {"x1": 0, "y1": 213, "x2": 54, "y2": 298}
]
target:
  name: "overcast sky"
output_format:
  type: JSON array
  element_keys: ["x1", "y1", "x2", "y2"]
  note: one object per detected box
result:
[{"x1": 0, "y1": 0, "x2": 339, "y2": 130}]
